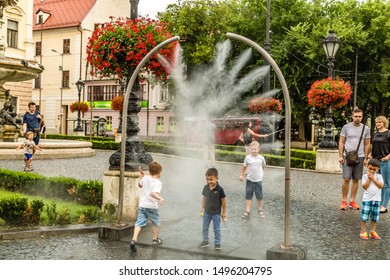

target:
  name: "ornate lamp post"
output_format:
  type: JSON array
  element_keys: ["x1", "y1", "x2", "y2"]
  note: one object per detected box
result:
[
  {"x1": 74, "y1": 79, "x2": 84, "y2": 132},
  {"x1": 318, "y1": 30, "x2": 341, "y2": 149}
]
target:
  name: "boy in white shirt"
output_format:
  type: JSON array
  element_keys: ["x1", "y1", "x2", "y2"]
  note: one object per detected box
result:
[
  {"x1": 239, "y1": 141, "x2": 266, "y2": 219},
  {"x1": 130, "y1": 161, "x2": 164, "y2": 252},
  {"x1": 360, "y1": 159, "x2": 384, "y2": 240}
]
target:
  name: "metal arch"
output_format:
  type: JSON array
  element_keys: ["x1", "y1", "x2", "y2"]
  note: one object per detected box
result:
[
  {"x1": 117, "y1": 36, "x2": 180, "y2": 224},
  {"x1": 226, "y1": 32, "x2": 292, "y2": 249}
]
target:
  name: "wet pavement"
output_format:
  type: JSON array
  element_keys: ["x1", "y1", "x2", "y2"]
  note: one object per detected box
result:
[{"x1": 0, "y1": 149, "x2": 389, "y2": 260}]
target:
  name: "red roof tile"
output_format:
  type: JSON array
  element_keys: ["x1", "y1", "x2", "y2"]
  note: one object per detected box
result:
[{"x1": 33, "y1": 0, "x2": 97, "y2": 30}]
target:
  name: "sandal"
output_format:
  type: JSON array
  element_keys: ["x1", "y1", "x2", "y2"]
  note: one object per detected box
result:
[
  {"x1": 258, "y1": 209, "x2": 265, "y2": 218},
  {"x1": 241, "y1": 212, "x2": 250, "y2": 219},
  {"x1": 152, "y1": 237, "x2": 162, "y2": 245}
]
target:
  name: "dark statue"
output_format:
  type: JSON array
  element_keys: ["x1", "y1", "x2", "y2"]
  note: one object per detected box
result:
[{"x1": 0, "y1": 101, "x2": 19, "y2": 128}]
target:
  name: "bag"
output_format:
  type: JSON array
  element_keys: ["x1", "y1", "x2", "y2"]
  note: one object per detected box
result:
[{"x1": 345, "y1": 150, "x2": 359, "y2": 165}]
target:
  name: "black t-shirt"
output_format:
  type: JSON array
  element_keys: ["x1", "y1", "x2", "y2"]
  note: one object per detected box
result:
[
  {"x1": 202, "y1": 183, "x2": 226, "y2": 215},
  {"x1": 371, "y1": 130, "x2": 390, "y2": 159}
]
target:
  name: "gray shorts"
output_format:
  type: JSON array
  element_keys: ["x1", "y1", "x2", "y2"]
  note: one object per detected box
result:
[{"x1": 342, "y1": 157, "x2": 364, "y2": 180}]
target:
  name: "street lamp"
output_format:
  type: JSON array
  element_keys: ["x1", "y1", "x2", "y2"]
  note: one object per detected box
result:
[
  {"x1": 322, "y1": 30, "x2": 341, "y2": 78},
  {"x1": 75, "y1": 79, "x2": 84, "y2": 132},
  {"x1": 318, "y1": 30, "x2": 341, "y2": 149},
  {"x1": 51, "y1": 48, "x2": 64, "y2": 134}
]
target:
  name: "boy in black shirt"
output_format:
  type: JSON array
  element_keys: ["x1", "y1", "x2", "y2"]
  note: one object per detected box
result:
[{"x1": 198, "y1": 168, "x2": 227, "y2": 250}]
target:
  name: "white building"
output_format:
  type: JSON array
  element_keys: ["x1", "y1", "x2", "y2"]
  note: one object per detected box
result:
[{"x1": 32, "y1": 0, "x2": 176, "y2": 138}]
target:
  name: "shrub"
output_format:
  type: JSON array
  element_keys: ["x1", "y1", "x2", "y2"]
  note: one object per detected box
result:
[
  {"x1": 45, "y1": 202, "x2": 71, "y2": 226},
  {"x1": 0, "y1": 195, "x2": 29, "y2": 226}
]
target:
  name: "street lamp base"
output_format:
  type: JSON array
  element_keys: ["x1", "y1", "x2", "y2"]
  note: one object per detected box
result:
[{"x1": 74, "y1": 126, "x2": 83, "y2": 132}]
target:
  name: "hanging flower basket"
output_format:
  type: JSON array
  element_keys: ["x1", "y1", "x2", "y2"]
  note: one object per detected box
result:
[
  {"x1": 70, "y1": 101, "x2": 89, "y2": 113},
  {"x1": 111, "y1": 95, "x2": 124, "y2": 111},
  {"x1": 86, "y1": 16, "x2": 176, "y2": 80},
  {"x1": 307, "y1": 77, "x2": 352, "y2": 109},
  {"x1": 248, "y1": 97, "x2": 282, "y2": 114}
]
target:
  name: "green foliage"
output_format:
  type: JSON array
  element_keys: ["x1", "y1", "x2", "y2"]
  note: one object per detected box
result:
[
  {"x1": 0, "y1": 169, "x2": 103, "y2": 207},
  {"x1": 102, "y1": 202, "x2": 117, "y2": 222},
  {"x1": 0, "y1": 195, "x2": 28, "y2": 226},
  {"x1": 78, "y1": 207, "x2": 102, "y2": 224},
  {"x1": 45, "y1": 202, "x2": 71, "y2": 226},
  {"x1": 28, "y1": 200, "x2": 45, "y2": 225}
]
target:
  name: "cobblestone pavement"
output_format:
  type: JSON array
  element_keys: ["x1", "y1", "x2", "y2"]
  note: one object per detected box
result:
[{"x1": 1, "y1": 150, "x2": 389, "y2": 260}]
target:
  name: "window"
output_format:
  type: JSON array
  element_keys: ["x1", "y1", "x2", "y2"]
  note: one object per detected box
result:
[
  {"x1": 63, "y1": 39, "x2": 70, "y2": 54},
  {"x1": 106, "y1": 116, "x2": 112, "y2": 131},
  {"x1": 7, "y1": 20, "x2": 18, "y2": 48},
  {"x1": 34, "y1": 74, "x2": 41, "y2": 89},
  {"x1": 35, "y1": 41, "x2": 42, "y2": 56},
  {"x1": 169, "y1": 116, "x2": 176, "y2": 133},
  {"x1": 160, "y1": 83, "x2": 169, "y2": 102},
  {"x1": 156, "y1": 116, "x2": 164, "y2": 133},
  {"x1": 62, "y1": 70, "x2": 69, "y2": 88}
]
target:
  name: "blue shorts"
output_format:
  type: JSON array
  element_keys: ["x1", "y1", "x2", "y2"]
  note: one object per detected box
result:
[
  {"x1": 134, "y1": 207, "x2": 160, "y2": 227},
  {"x1": 24, "y1": 153, "x2": 33, "y2": 160},
  {"x1": 360, "y1": 201, "x2": 380, "y2": 223},
  {"x1": 245, "y1": 180, "x2": 263, "y2": 200}
]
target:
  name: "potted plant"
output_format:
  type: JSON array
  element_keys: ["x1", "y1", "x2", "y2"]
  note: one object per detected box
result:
[
  {"x1": 70, "y1": 101, "x2": 89, "y2": 113},
  {"x1": 248, "y1": 97, "x2": 283, "y2": 114}
]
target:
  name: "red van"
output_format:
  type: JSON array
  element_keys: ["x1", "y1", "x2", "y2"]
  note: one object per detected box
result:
[{"x1": 213, "y1": 116, "x2": 261, "y2": 145}]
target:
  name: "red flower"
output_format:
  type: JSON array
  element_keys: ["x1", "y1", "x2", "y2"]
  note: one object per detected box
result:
[
  {"x1": 248, "y1": 97, "x2": 282, "y2": 114},
  {"x1": 70, "y1": 101, "x2": 89, "y2": 113},
  {"x1": 307, "y1": 77, "x2": 352, "y2": 109},
  {"x1": 111, "y1": 95, "x2": 124, "y2": 111},
  {"x1": 86, "y1": 17, "x2": 176, "y2": 80}
]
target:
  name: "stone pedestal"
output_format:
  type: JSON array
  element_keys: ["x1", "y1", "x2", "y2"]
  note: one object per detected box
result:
[
  {"x1": 115, "y1": 133, "x2": 122, "y2": 143},
  {"x1": 315, "y1": 149, "x2": 341, "y2": 172},
  {"x1": 0, "y1": 125, "x2": 19, "y2": 142},
  {"x1": 103, "y1": 169, "x2": 141, "y2": 223},
  {"x1": 73, "y1": 131, "x2": 84, "y2": 136},
  {"x1": 98, "y1": 223, "x2": 133, "y2": 240},
  {"x1": 266, "y1": 244, "x2": 308, "y2": 260}
]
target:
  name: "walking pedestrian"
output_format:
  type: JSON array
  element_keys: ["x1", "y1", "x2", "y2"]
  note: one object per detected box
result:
[
  {"x1": 21, "y1": 102, "x2": 44, "y2": 145},
  {"x1": 338, "y1": 107, "x2": 370, "y2": 210}
]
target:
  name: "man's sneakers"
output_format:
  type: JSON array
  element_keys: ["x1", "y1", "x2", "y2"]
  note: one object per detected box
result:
[
  {"x1": 369, "y1": 231, "x2": 381, "y2": 240},
  {"x1": 349, "y1": 201, "x2": 360, "y2": 210},
  {"x1": 340, "y1": 200, "x2": 360, "y2": 210},
  {"x1": 130, "y1": 240, "x2": 137, "y2": 252},
  {"x1": 339, "y1": 200, "x2": 347, "y2": 210}
]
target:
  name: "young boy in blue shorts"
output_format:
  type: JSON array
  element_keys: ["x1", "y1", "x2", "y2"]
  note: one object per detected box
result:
[
  {"x1": 130, "y1": 161, "x2": 164, "y2": 252},
  {"x1": 360, "y1": 159, "x2": 384, "y2": 240}
]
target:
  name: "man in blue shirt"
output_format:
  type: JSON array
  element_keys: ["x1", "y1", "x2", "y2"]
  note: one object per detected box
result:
[{"x1": 22, "y1": 102, "x2": 44, "y2": 145}]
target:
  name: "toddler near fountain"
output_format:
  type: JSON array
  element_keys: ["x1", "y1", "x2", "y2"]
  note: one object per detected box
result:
[
  {"x1": 198, "y1": 167, "x2": 227, "y2": 250},
  {"x1": 130, "y1": 161, "x2": 164, "y2": 253},
  {"x1": 16, "y1": 131, "x2": 43, "y2": 172},
  {"x1": 239, "y1": 141, "x2": 266, "y2": 219}
]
